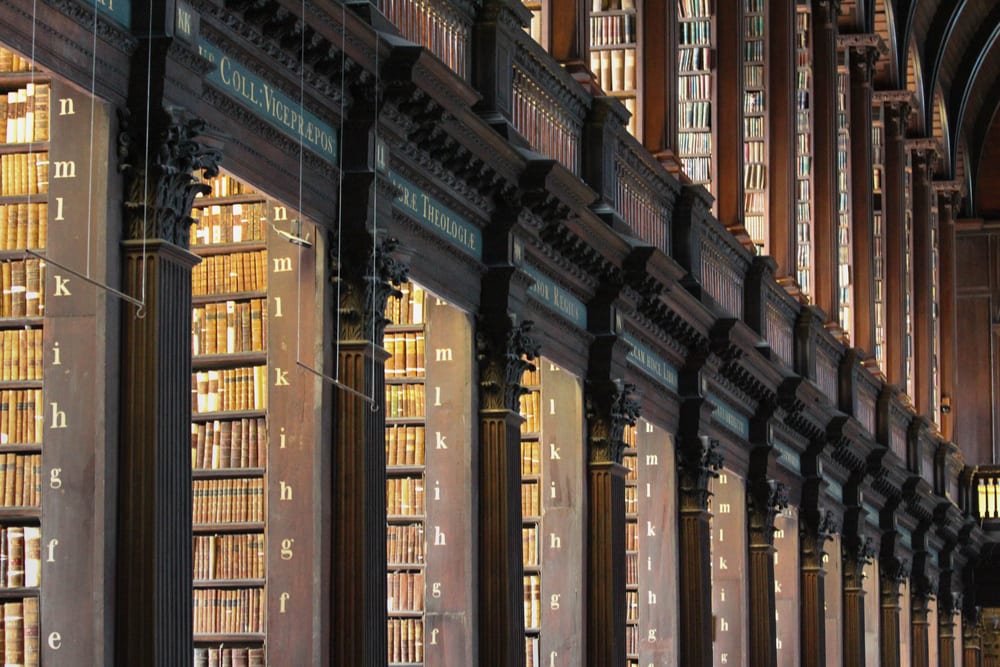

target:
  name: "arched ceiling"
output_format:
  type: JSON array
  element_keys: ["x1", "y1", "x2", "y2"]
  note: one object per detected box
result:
[{"x1": 890, "y1": 0, "x2": 1000, "y2": 216}]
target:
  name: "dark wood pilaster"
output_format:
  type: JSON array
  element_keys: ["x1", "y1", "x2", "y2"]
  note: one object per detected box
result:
[
  {"x1": 934, "y1": 185, "x2": 961, "y2": 441},
  {"x1": 800, "y1": 505, "x2": 835, "y2": 667},
  {"x1": 911, "y1": 587, "x2": 932, "y2": 667},
  {"x1": 846, "y1": 41, "x2": 879, "y2": 355},
  {"x1": 964, "y1": 608, "x2": 983, "y2": 667},
  {"x1": 881, "y1": 98, "x2": 910, "y2": 388},
  {"x1": 879, "y1": 556, "x2": 908, "y2": 667},
  {"x1": 842, "y1": 506, "x2": 874, "y2": 667},
  {"x1": 116, "y1": 109, "x2": 220, "y2": 667},
  {"x1": 910, "y1": 148, "x2": 935, "y2": 415},
  {"x1": 942, "y1": 610, "x2": 958, "y2": 667},
  {"x1": 676, "y1": 384, "x2": 721, "y2": 667},
  {"x1": 641, "y1": 0, "x2": 679, "y2": 162},
  {"x1": 715, "y1": 1, "x2": 744, "y2": 229},
  {"x1": 810, "y1": 0, "x2": 840, "y2": 322},
  {"x1": 768, "y1": 0, "x2": 797, "y2": 277},
  {"x1": 549, "y1": 0, "x2": 590, "y2": 83}
]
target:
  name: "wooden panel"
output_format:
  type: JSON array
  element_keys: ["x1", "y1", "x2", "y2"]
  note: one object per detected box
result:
[
  {"x1": 863, "y1": 560, "x2": 879, "y2": 666},
  {"x1": 711, "y1": 468, "x2": 747, "y2": 667},
  {"x1": 824, "y1": 534, "x2": 843, "y2": 666},
  {"x1": 774, "y1": 506, "x2": 800, "y2": 666},
  {"x1": 954, "y1": 295, "x2": 993, "y2": 463},
  {"x1": 955, "y1": 235, "x2": 990, "y2": 291}
]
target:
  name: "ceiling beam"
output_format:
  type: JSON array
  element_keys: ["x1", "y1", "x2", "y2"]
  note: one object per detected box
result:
[
  {"x1": 947, "y1": 5, "x2": 1000, "y2": 177},
  {"x1": 922, "y1": 0, "x2": 966, "y2": 134}
]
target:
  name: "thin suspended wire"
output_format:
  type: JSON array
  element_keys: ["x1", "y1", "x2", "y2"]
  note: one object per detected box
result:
[
  {"x1": 296, "y1": 0, "x2": 306, "y2": 363},
  {"x1": 139, "y1": 0, "x2": 155, "y2": 316},
  {"x1": 333, "y1": 0, "x2": 346, "y2": 383},
  {"x1": 86, "y1": 0, "x2": 99, "y2": 277},
  {"x1": 369, "y1": 37, "x2": 379, "y2": 407}
]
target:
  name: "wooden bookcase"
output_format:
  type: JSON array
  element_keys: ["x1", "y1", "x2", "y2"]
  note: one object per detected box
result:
[
  {"x1": 383, "y1": 281, "x2": 428, "y2": 666},
  {"x1": 622, "y1": 425, "x2": 638, "y2": 667},
  {"x1": 589, "y1": 0, "x2": 640, "y2": 137},
  {"x1": 0, "y1": 46, "x2": 46, "y2": 667},
  {"x1": 835, "y1": 49, "x2": 852, "y2": 339},
  {"x1": 871, "y1": 103, "x2": 886, "y2": 371},
  {"x1": 929, "y1": 201, "x2": 940, "y2": 423},
  {"x1": 903, "y1": 151, "x2": 914, "y2": 399},
  {"x1": 794, "y1": 0, "x2": 814, "y2": 299},
  {"x1": 519, "y1": 359, "x2": 584, "y2": 667},
  {"x1": 742, "y1": 0, "x2": 767, "y2": 252},
  {"x1": 677, "y1": 0, "x2": 714, "y2": 194},
  {"x1": 523, "y1": 0, "x2": 545, "y2": 45},
  {"x1": 189, "y1": 172, "x2": 270, "y2": 666}
]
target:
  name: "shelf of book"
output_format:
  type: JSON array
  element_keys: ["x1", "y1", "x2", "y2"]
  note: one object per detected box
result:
[
  {"x1": 190, "y1": 172, "x2": 271, "y2": 661},
  {"x1": 520, "y1": 369, "x2": 541, "y2": 666},
  {"x1": 871, "y1": 102, "x2": 886, "y2": 370},
  {"x1": 835, "y1": 50, "x2": 852, "y2": 339},
  {"x1": 0, "y1": 47, "x2": 44, "y2": 667},
  {"x1": 930, "y1": 201, "x2": 940, "y2": 422},
  {"x1": 677, "y1": 0, "x2": 714, "y2": 196},
  {"x1": 903, "y1": 152, "x2": 914, "y2": 399},
  {"x1": 623, "y1": 424, "x2": 638, "y2": 666},
  {"x1": 193, "y1": 645, "x2": 266, "y2": 667},
  {"x1": 523, "y1": 0, "x2": 544, "y2": 45},
  {"x1": 589, "y1": 0, "x2": 640, "y2": 137},
  {"x1": 384, "y1": 281, "x2": 427, "y2": 666},
  {"x1": 742, "y1": 0, "x2": 767, "y2": 253}
]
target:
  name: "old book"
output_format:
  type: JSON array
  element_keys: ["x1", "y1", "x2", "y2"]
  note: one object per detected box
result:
[
  {"x1": 22, "y1": 597, "x2": 38, "y2": 667},
  {"x1": 23, "y1": 526, "x2": 39, "y2": 587},
  {"x1": 4, "y1": 600, "x2": 23, "y2": 666}
]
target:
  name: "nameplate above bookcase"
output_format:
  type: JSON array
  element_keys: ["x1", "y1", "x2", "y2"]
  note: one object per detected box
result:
[
  {"x1": 197, "y1": 39, "x2": 338, "y2": 164},
  {"x1": 95, "y1": 0, "x2": 130, "y2": 28},
  {"x1": 621, "y1": 332, "x2": 677, "y2": 392},
  {"x1": 388, "y1": 172, "x2": 482, "y2": 260},
  {"x1": 706, "y1": 392, "x2": 749, "y2": 440},
  {"x1": 523, "y1": 265, "x2": 586, "y2": 329}
]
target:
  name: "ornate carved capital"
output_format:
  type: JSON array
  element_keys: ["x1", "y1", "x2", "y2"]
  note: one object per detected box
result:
[
  {"x1": 586, "y1": 379, "x2": 640, "y2": 464},
  {"x1": 118, "y1": 107, "x2": 221, "y2": 247},
  {"x1": 476, "y1": 319, "x2": 540, "y2": 412},
  {"x1": 677, "y1": 436, "x2": 723, "y2": 511},
  {"x1": 332, "y1": 234, "x2": 410, "y2": 342},
  {"x1": 748, "y1": 480, "x2": 790, "y2": 546},
  {"x1": 880, "y1": 554, "x2": 911, "y2": 585}
]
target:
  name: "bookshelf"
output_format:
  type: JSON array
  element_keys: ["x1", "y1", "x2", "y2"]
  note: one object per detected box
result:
[
  {"x1": 742, "y1": 0, "x2": 767, "y2": 252},
  {"x1": 190, "y1": 172, "x2": 270, "y2": 662},
  {"x1": 623, "y1": 424, "x2": 638, "y2": 667},
  {"x1": 903, "y1": 151, "x2": 914, "y2": 399},
  {"x1": 677, "y1": 0, "x2": 714, "y2": 195},
  {"x1": 384, "y1": 281, "x2": 427, "y2": 666},
  {"x1": 872, "y1": 103, "x2": 886, "y2": 371},
  {"x1": 0, "y1": 46, "x2": 46, "y2": 667},
  {"x1": 523, "y1": 0, "x2": 545, "y2": 45},
  {"x1": 835, "y1": 50, "x2": 852, "y2": 340},
  {"x1": 930, "y1": 202, "x2": 940, "y2": 425},
  {"x1": 794, "y1": 0, "x2": 814, "y2": 299},
  {"x1": 520, "y1": 365, "x2": 541, "y2": 666},
  {"x1": 519, "y1": 358, "x2": 584, "y2": 666},
  {"x1": 589, "y1": 0, "x2": 640, "y2": 137}
]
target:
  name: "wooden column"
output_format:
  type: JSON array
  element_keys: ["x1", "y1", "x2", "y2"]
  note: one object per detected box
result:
[
  {"x1": 714, "y1": 0, "x2": 744, "y2": 229},
  {"x1": 800, "y1": 500, "x2": 836, "y2": 667},
  {"x1": 910, "y1": 146, "x2": 936, "y2": 415},
  {"x1": 676, "y1": 389, "x2": 721, "y2": 667},
  {"x1": 879, "y1": 97, "x2": 910, "y2": 388},
  {"x1": 934, "y1": 185, "x2": 962, "y2": 440},
  {"x1": 846, "y1": 39, "x2": 879, "y2": 355},
  {"x1": 116, "y1": 108, "x2": 220, "y2": 667},
  {"x1": 747, "y1": 477, "x2": 788, "y2": 667},
  {"x1": 477, "y1": 195, "x2": 535, "y2": 667},
  {"x1": 810, "y1": 0, "x2": 839, "y2": 321},
  {"x1": 942, "y1": 611, "x2": 958, "y2": 667},
  {"x1": 879, "y1": 556, "x2": 909, "y2": 667},
  {"x1": 963, "y1": 608, "x2": 983, "y2": 667},
  {"x1": 642, "y1": 0, "x2": 679, "y2": 164},
  {"x1": 912, "y1": 587, "x2": 932, "y2": 667},
  {"x1": 549, "y1": 0, "x2": 590, "y2": 84},
  {"x1": 841, "y1": 506, "x2": 873, "y2": 667},
  {"x1": 768, "y1": 0, "x2": 797, "y2": 278}
]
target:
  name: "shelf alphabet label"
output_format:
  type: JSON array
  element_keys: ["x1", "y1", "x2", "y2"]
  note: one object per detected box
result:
[
  {"x1": 549, "y1": 533, "x2": 561, "y2": 549},
  {"x1": 279, "y1": 481, "x2": 293, "y2": 500},
  {"x1": 54, "y1": 197, "x2": 65, "y2": 221},
  {"x1": 279, "y1": 427, "x2": 287, "y2": 449},
  {"x1": 272, "y1": 257, "x2": 293, "y2": 273},
  {"x1": 431, "y1": 582, "x2": 442, "y2": 598},
  {"x1": 280, "y1": 538, "x2": 294, "y2": 560},
  {"x1": 433, "y1": 526, "x2": 446, "y2": 546},
  {"x1": 273, "y1": 206, "x2": 287, "y2": 221},
  {"x1": 646, "y1": 521, "x2": 655, "y2": 536},
  {"x1": 53, "y1": 276, "x2": 71, "y2": 297},
  {"x1": 279, "y1": 592, "x2": 290, "y2": 613},
  {"x1": 48, "y1": 632, "x2": 61, "y2": 650},
  {"x1": 51, "y1": 342, "x2": 62, "y2": 366},
  {"x1": 49, "y1": 403, "x2": 67, "y2": 429},
  {"x1": 435, "y1": 432, "x2": 447, "y2": 449},
  {"x1": 549, "y1": 443, "x2": 561, "y2": 460},
  {"x1": 550, "y1": 480, "x2": 556, "y2": 499},
  {"x1": 648, "y1": 629, "x2": 657, "y2": 640},
  {"x1": 434, "y1": 348, "x2": 452, "y2": 362},
  {"x1": 273, "y1": 296, "x2": 284, "y2": 318},
  {"x1": 549, "y1": 594, "x2": 560, "y2": 610},
  {"x1": 433, "y1": 480, "x2": 441, "y2": 501},
  {"x1": 49, "y1": 468, "x2": 62, "y2": 489},
  {"x1": 433, "y1": 386, "x2": 442, "y2": 407},
  {"x1": 52, "y1": 161, "x2": 76, "y2": 180},
  {"x1": 46, "y1": 538, "x2": 58, "y2": 562},
  {"x1": 549, "y1": 651, "x2": 558, "y2": 666},
  {"x1": 58, "y1": 98, "x2": 75, "y2": 116},
  {"x1": 274, "y1": 368, "x2": 290, "y2": 386},
  {"x1": 430, "y1": 629, "x2": 439, "y2": 645}
]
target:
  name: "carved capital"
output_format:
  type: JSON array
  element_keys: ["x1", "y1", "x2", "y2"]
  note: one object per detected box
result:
[
  {"x1": 332, "y1": 235, "x2": 410, "y2": 341},
  {"x1": 586, "y1": 379, "x2": 640, "y2": 464},
  {"x1": 118, "y1": 107, "x2": 221, "y2": 247},
  {"x1": 748, "y1": 480, "x2": 790, "y2": 545},
  {"x1": 880, "y1": 554, "x2": 911, "y2": 584},
  {"x1": 677, "y1": 436, "x2": 723, "y2": 511},
  {"x1": 476, "y1": 319, "x2": 541, "y2": 412}
]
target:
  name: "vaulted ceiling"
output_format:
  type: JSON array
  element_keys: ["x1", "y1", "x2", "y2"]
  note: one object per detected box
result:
[{"x1": 849, "y1": 0, "x2": 1000, "y2": 218}]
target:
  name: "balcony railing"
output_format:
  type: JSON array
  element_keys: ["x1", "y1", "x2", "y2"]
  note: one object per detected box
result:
[
  {"x1": 614, "y1": 134, "x2": 678, "y2": 254},
  {"x1": 381, "y1": 0, "x2": 475, "y2": 79}
]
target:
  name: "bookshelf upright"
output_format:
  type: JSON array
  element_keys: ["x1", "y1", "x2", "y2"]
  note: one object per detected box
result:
[
  {"x1": 794, "y1": 0, "x2": 814, "y2": 299},
  {"x1": 835, "y1": 49, "x2": 852, "y2": 339},
  {"x1": 871, "y1": 103, "x2": 886, "y2": 371},
  {"x1": 622, "y1": 424, "x2": 638, "y2": 667},
  {"x1": 589, "y1": 0, "x2": 640, "y2": 136},
  {"x1": 903, "y1": 150, "x2": 914, "y2": 398},
  {"x1": 677, "y1": 0, "x2": 714, "y2": 195},
  {"x1": 742, "y1": 0, "x2": 768, "y2": 252},
  {"x1": 519, "y1": 365, "x2": 541, "y2": 666}
]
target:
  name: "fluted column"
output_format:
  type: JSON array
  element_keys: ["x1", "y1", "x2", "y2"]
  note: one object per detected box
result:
[
  {"x1": 912, "y1": 585, "x2": 932, "y2": 667},
  {"x1": 747, "y1": 475, "x2": 789, "y2": 667},
  {"x1": 880, "y1": 556, "x2": 909, "y2": 667},
  {"x1": 879, "y1": 96, "x2": 910, "y2": 387},
  {"x1": 963, "y1": 608, "x2": 983, "y2": 667},
  {"x1": 910, "y1": 146, "x2": 936, "y2": 415},
  {"x1": 116, "y1": 108, "x2": 220, "y2": 667},
  {"x1": 842, "y1": 516, "x2": 874, "y2": 667}
]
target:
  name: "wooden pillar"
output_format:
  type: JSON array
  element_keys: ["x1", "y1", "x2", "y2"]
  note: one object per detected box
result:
[
  {"x1": 912, "y1": 585, "x2": 933, "y2": 667},
  {"x1": 964, "y1": 608, "x2": 983, "y2": 667},
  {"x1": 747, "y1": 476, "x2": 788, "y2": 667},
  {"x1": 810, "y1": 0, "x2": 839, "y2": 321},
  {"x1": 800, "y1": 502, "x2": 836, "y2": 667},
  {"x1": 676, "y1": 400, "x2": 722, "y2": 667},
  {"x1": 846, "y1": 39, "x2": 879, "y2": 355},
  {"x1": 841, "y1": 505, "x2": 873, "y2": 667},
  {"x1": 549, "y1": 0, "x2": 590, "y2": 84},
  {"x1": 714, "y1": 0, "x2": 744, "y2": 229},
  {"x1": 910, "y1": 146, "x2": 936, "y2": 415},
  {"x1": 880, "y1": 557, "x2": 908, "y2": 667},
  {"x1": 935, "y1": 185, "x2": 962, "y2": 440},
  {"x1": 116, "y1": 108, "x2": 220, "y2": 667},
  {"x1": 880, "y1": 97, "x2": 910, "y2": 388},
  {"x1": 768, "y1": 0, "x2": 797, "y2": 278},
  {"x1": 942, "y1": 610, "x2": 958, "y2": 667},
  {"x1": 642, "y1": 0, "x2": 679, "y2": 165}
]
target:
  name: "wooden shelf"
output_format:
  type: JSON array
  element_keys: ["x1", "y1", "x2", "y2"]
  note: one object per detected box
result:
[
  {"x1": 193, "y1": 633, "x2": 265, "y2": 644},
  {"x1": 192, "y1": 194, "x2": 265, "y2": 209},
  {"x1": 0, "y1": 507, "x2": 39, "y2": 521},
  {"x1": 0, "y1": 443, "x2": 42, "y2": 454},
  {"x1": 0, "y1": 317, "x2": 43, "y2": 329},
  {"x1": 192, "y1": 351, "x2": 267, "y2": 370},
  {"x1": 192, "y1": 290, "x2": 267, "y2": 306},
  {"x1": 193, "y1": 578, "x2": 266, "y2": 589},
  {"x1": 192, "y1": 467, "x2": 266, "y2": 480},
  {"x1": 0, "y1": 586, "x2": 39, "y2": 599},
  {"x1": 0, "y1": 143, "x2": 48, "y2": 156},
  {"x1": 193, "y1": 522, "x2": 266, "y2": 534},
  {"x1": 0, "y1": 73, "x2": 49, "y2": 87},
  {"x1": 192, "y1": 410, "x2": 267, "y2": 423}
]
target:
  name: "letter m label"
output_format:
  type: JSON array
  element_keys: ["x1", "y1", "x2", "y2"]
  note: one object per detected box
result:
[{"x1": 52, "y1": 160, "x2": 76, "y2": 179}]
